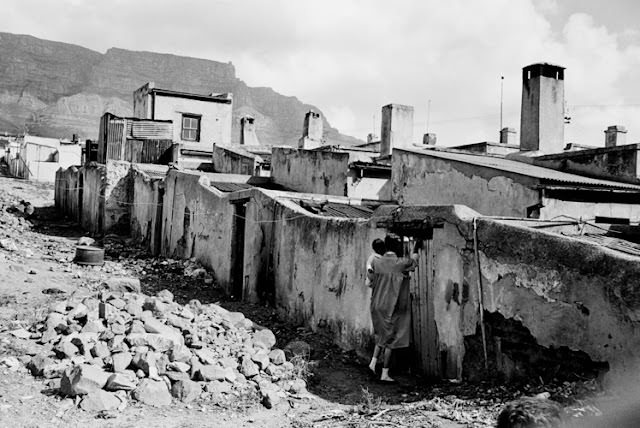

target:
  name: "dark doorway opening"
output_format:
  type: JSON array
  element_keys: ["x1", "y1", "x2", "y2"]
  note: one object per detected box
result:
[{"x1": 230, "y1": 200, "x2": 248, "y2": 300}]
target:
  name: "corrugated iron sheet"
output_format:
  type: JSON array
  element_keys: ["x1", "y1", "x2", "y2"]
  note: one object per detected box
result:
[
  {"x1": 400, "y1": 148, "x2": 640, "y2": 190},
  {"x1": 569, "y1": 233, "x2": 640, "y2": 258},
  {"x1": 131, "y1": 121, "x2": 173, "y2": 140},
  {"x1": 300, "y1": 201, "x2": 374, "y2": 219},
  {"x1": 209, "y1": 182, "x2": 254, "y2": 192}
]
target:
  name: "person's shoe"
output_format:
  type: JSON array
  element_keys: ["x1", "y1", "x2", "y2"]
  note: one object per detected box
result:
[
  {"x1": 368, "y1": 362, "x2": 376, "y2": 373},
  {"x1": 380, "y1": 368, "x2": 395, "y2": 382}
]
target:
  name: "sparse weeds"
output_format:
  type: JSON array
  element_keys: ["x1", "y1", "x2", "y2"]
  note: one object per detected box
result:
[
  {"x1": 356, "y1": 386, "x2": 384, "y2": 415},
  {"x1": 289, "y1": 354, "x2": 313, "y2": 382}
]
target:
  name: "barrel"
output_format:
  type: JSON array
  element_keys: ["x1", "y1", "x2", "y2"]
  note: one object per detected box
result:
[{"x1": 74, "y1": 245, "x2": 105, "y2": 266}]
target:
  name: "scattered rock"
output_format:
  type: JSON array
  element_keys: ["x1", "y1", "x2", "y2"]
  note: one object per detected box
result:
[
  {"x1": 171, "y1": 379, "x2": 201, "y2": 403},
  {"x1": 80, "y1": 390, "x2": 122, "y2": 412},
  {"x1": 60, "y1": 364, "x2": 111, "y2": 396},
  {"x1": 105, "y1": 372, "x2": 137, "y2": 391},
  {"x1": 104, "y1": 277, "x2": 141, "y2": 293},
  {"x1": 240, "y1": 358, "x2": 259, "y2": 378},
  {"x1": 253, "y1": 329, "x2": 277, "y2": 350},
  {"x1": 269, "y1": 349, "x2": 286, "y2": 365},
  {"x1": 132, "y1": 379, "x2": 172, "y2": 406}
]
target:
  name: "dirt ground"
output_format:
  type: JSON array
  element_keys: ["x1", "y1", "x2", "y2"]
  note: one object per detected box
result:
[{"x1": 0, "y1": 172, "x2": 608, "y2": 427}]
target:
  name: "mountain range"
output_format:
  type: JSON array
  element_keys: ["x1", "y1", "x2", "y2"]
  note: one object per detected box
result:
[{"x1": 0, "y1": 32, "x2": 361, "y2": 146}]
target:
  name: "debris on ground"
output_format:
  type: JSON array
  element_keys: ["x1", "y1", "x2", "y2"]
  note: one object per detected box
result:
[{"x1": 15, "y1": 288, "x2": 307, "y2": 412}]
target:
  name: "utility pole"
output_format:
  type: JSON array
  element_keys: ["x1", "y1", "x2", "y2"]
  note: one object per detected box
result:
[
  {"x1": 426, "y1": 99, "x2": 431, "y2": 133},
  {"x1": 500, "y1": 76, "x2": 504, "y2": 131}
]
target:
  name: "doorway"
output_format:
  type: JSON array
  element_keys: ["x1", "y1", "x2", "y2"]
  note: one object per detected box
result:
[{"x1": 230, "y1": 200, "x2": 248, "y2": 300}]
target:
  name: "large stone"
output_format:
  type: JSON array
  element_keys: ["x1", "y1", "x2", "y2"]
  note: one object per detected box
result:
[
  {"x1": 240, "y1": 358, "x2": 259, "y2": 378},
  {"x1": 165, "y1": 371, "x2": 191, "y2": 383},
  {"x1": 125, "y1": 301, "x2": 143, "y2": 318},
  {"x1": 171, "y1": 379, "x2": 200, "y2": 403},
  {"x1": 156, "y1": 289, "x2": 174, "y2": 303},
  {"x1": 105, "y1": 277, "x2": 141, "y2": 293},
  {"x1": 126, "y1": 333, "x2": 173, "y2": 352},
  {"x1": 46, "y1": 312, "x2": 67, "y2": 331},
  {"x1": 91, "y1": 341, "x2": 111, "y2": 359},
  {"x1": 167, "y1": 361, "x2": 190, "y2": 373},
  {"x1": 269, "y1": 349, "x2": 286, "y2": 365},
  {"x1": 112, "y1": 352, "x2": 132, "y2": 372},
  {"x1": 197, "y1": 365, "x2": 226, "y2": 382},
  {"x1": 105, "y1": 372, "x2": 138, "y2": 391},
  {"x1": 81, "y1": 320, "x2": 105, "y2": 334},
  {"x1": 80, "y1": 390, "x2": 123, "y2": 412},
  {"x1": 132, "y1": 379, "x2": 172, "y2": 406},
  {"x1": 261, "y1": 388, "x2": 282, "y2": 409},
  {"x1": 27, "y1": 355, "x2": 53, "y2": 377},
  {"x1": 252, "y1": 351, "x2": 270, "y2": 371},
  {"x1": 60, "y1": 364, "x2": 111, "y2": 396},
  {"x1": 143, "y1": 319, "x2": 184, "y2": 346},
  {"x1": 169, "y1": 343, "x2": 192, "y2": 363},
  {"x1": 194, "y1": 348, "x2": 217, "y2": 365},
  {"x1": 253, "y1": 329, "x2": 276, "y2": 350},
  {"x1": 55, "y1": 340, "x2": 79, "y2": 359}
]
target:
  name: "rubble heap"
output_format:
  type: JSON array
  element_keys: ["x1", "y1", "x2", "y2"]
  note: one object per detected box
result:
[{"x1": 24, "y1": 289, "x2": 306, "y2": 411}]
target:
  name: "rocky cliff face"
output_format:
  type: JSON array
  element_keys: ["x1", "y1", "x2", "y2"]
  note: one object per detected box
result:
[{"x1": 0, "y1": 32, "x2": 360, "y2": 146}]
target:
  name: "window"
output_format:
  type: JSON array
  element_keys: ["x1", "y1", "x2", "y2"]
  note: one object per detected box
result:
[{"x1": 181, "y1": 114, "x2": 201, "y2": 141}]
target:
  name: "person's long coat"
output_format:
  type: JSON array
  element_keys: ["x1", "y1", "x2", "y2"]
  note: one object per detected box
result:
[{"x1": 369, "y1": 252, "x2": 415, "y2": 349}]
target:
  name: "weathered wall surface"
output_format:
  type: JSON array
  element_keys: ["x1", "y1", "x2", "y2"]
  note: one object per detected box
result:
[
  {"x1": 271, "y1": 147, "x2": 349, "y2": 196},
  {"x1": 540, "y1": 197, "x2": 640, "y2": 223},
  {"x1": 475, "y1": 217, "x2": 640, "y2": 384},
  {"x1": 80, "y1": 163, "x2": 107, "y2": 235},
  {"x1": 103, "y1": 160, "x2": 132, "y2": 234},
  {"x1": 392, "y1": 150, "x2": 541, "y2": 217},
  {"x1": 161, "y1": 170, "x2": 235, "y2": 291},
  {"x1": 535, "y1": 145, "x2": 640, "y2": 184},
  {"x1": 154, "y1": 95, "x2": 232, "y2": 150},
  {"x1": 54, "y1": 166, "x2": 81, "y2": 222},
  {"x1": 212, "y1": 145, "x2": 258, "y2": 176},
  {"x1": 130, "y1": 168, "x2": 164, "y2": 255},
  {"x1": 347, "y1": 176, "x2": 391, "y2": 200},
  {"x1": 270, "y1": 198, "x2": 382, "y2": 350}
]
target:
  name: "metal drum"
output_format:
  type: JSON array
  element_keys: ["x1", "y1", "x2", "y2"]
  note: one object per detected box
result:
[{"x1": 74, "y1": 245, "x2": 105, "y2": 266}]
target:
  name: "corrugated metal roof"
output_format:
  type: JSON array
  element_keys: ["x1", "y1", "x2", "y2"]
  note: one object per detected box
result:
[
  {"x1": 566, "y1": 233, "x2": 640, "y2": 258},
  {"x1": 131, "y1": 121, "x2": 173, "y2": 140},
  {"x1": 300, "y1": 201, "x2": 374, "y2": 219},
  {"x1": 135, "y1": 164, "x2": 169, "y2": 179},
  {"x1": 400, "y1": 148, "x2": 640, "y2": 190},
  {"x1": 209, "y1": 182, "x2": 254, "y2": 192}
]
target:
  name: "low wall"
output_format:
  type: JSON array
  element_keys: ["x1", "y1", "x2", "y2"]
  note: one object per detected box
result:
[
  {"x1": 271, "y1": 147, "x2": 349, "y2": 195},
  {"x1": 161, "y1": 170, "x2": 235, "y2": 291},
  {"x1": 80, "y1": 163, "x2": 107, "y2": 235},
  {"x1": 130, "y1": 167, "x2": 164, "y2": 255},
  {"x1": 54, "y1": 166, "x2": 81, "y2": 222}
]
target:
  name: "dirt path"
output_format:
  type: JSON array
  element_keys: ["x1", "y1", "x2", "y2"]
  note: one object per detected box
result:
[{"x1": 0, "y1": 174, "x2": 602, "y2": 427}]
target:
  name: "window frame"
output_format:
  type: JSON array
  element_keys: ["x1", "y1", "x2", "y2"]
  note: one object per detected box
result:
[{"x1": 181, "y1": 113, "x2": 202, "y2": 142}]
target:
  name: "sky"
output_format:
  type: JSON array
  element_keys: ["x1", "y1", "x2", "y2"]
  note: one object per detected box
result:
[{"x1": 3, "y1": 0, "x2": 640, "y2": 147}]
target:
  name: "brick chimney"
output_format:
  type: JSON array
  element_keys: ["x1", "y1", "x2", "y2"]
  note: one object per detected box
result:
[
  {"x1": 240, "y1": 115, "x2": 260, "y2": 146},
  {"x1": 500, "y1": 127, "x2": 517, "y2": 145},
  {"x1": 423, "y1": 133, "x2": 436, "y2": 145},
  {"x1": 298, "y1": 111, "x2": 323, "y2": 149},
  {"x1": 520, "y1": 63, "x2": 565, "y2": 153},
  {"x1": 380, "y1": 104, "x2": 414, "y2": 156},
  {"x1": 604, "y1": 125, "x2": 627, "y2": 148}
]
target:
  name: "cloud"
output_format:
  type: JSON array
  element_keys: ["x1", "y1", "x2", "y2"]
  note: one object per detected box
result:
[{"x1": 2, "y1": 0, "x2": 640, "y2": 146}]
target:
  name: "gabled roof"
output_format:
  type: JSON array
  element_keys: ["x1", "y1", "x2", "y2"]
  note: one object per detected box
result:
[{"x1": 396, "y1": 148, "x2": 640, "y2": 190}]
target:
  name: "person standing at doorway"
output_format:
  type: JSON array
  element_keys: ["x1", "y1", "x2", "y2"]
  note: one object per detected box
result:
[
  {"x1": 365, "y1": 238, "x2": 386, "y2": 288},
  {"x1": 368, "y1": 234, "x2": 421, "y2": 382}
]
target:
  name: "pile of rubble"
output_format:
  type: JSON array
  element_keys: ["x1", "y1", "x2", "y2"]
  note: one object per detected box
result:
[{"x1": 16, "y1": 289, "x2": 306, "y2": 412}]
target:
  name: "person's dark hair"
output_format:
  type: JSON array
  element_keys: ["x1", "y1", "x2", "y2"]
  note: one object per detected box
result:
[
  {"x1": 384, "y1": 233, "x2": 403, "y2": 257},
  {"x1": 372, "y1": 238, "x2": 386, "y2": 256}
]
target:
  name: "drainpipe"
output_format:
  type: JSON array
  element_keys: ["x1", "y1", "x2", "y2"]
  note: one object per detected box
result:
[{"x1": 473, "y1": 217, "x2": 489, "y2": 370}]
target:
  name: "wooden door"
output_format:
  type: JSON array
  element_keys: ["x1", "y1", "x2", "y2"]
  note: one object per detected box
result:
[{"x1": 408, "y1": 237, "x2": 441, "y2": 378}]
